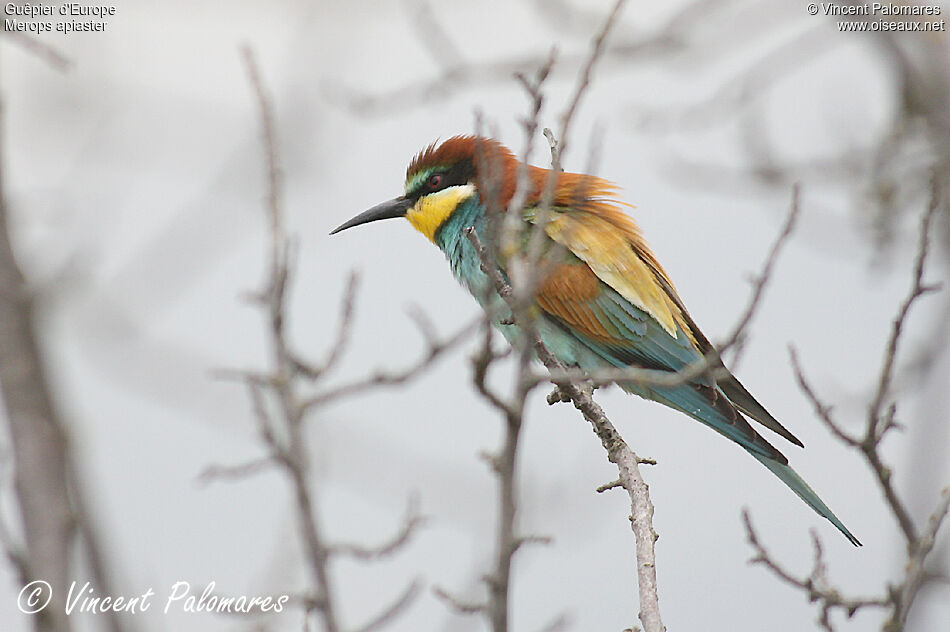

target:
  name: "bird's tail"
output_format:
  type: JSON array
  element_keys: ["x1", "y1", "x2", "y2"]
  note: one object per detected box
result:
[
  {"x1": 628, "y1": 381, "x2": 861, "y2": 546},
  {"x1": 750, "y1": 452, "x2": 861, "y2": 546}
]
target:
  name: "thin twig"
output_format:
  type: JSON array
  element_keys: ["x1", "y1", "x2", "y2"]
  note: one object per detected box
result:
[
  {"x1": 433, "y1": 586, "x2": 487, "y2": 616},
  {"x1": 555, "y1": 0, "x2": 627, "y2": 164},
  {"x1": 719, "y1": 183, "x2": 801, "y2": 355},
  {"x1": 404, "y1": 0, "x2": 464, "y2": 69},
  {"x1": 241, "y1": 46, "x2": 283, "y2": 277},
  {"x1": 351, "y1": 579, "x2": 423, "y2": 632},
  {"x1": 293, "y1": 271, "x2": 360, "y2": 379},
  {"x1": 862, "y1": 177, "x2": 941, "y2": 540},
  {"x1": 789, "y1": 346, "x2": 858, "y2": 447},
  {"x1": 4, "y1": 31, "x2": 72, "y2": 71},
  {"x1": 886, "y1": 486, "x2": 950, "y2": 631},
  {"x1": 743, "y1": 511, "x2": 888, "y2": 631},
  {"x1": 329, "y1": 495, "x2": 424, "y2": 560},
  {"x1": 300, "y1": 317, "x2": 477, "y2": 411},
  {"x1": 197, "y1": 457, "x2": 276, "y2": 485}
]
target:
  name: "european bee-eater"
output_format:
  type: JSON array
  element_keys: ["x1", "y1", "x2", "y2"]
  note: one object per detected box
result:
[{"x1": 331, "y1": 135, "x2": 860, "y2": 546}]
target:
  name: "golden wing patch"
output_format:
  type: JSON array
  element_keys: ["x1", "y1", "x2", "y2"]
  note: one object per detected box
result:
[{"x1": 539, "y1": 208, "x2": 686, "y2": 340}]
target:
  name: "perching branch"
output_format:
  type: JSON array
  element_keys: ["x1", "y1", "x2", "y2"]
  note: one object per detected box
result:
[
  {"x1": 441, "y1": 3, "x2": 666, "y2": 630},
  {"x1": 464, "y1": 225, "x2": 664, "y2": 632}
]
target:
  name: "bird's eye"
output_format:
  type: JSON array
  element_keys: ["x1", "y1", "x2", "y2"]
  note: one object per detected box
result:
[{"x1": 427, "y1": 173, "x2": 443, "y2": 190}]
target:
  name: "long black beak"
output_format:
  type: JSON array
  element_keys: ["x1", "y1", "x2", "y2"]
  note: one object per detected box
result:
[{"x1": 329, "y1": 197, "x2": 413, "y2": 235}]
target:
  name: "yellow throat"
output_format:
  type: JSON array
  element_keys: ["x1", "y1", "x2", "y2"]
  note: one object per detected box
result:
[{"x1": 406, "y1": 184, "x2": 476, "y2": 243}]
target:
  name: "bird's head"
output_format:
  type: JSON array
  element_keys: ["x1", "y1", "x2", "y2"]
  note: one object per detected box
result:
[{"x1": 330, "y1": 136, "x2": 518, "y2": 243}]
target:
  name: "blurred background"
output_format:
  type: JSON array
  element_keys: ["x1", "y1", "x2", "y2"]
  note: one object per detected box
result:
[{"x1": 1, "y1": 0, "x2": 948, "y2": 630}]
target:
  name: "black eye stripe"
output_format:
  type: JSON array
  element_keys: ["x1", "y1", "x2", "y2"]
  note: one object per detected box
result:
[{"x1": 408, "y1": 157, "x2": 476, "y2": 200}]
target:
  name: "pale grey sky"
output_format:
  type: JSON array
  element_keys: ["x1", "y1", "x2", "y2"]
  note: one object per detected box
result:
[{"x1": 2, "y1": 1, "x2": 948, "y2": 631}]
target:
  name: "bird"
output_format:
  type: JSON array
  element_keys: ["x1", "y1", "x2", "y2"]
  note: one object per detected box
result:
[{"x1": 331, "y1": 135, "x2": 860, "y2": 546}]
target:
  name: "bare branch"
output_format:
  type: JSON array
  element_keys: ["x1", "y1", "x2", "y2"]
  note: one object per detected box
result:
[
  {"x1": 534, "y1": 613, "x2": 572, "y2": 632},
  {"x1": 743, "y1": 511, "x2": 888, "y2": 631},
  {"x1": 457, "y1": 16, "x2": 633, "y2": 624},
  {"x1": 764, "y1": 180, "x2": 949, "y2": 632},
  {"x1": 237, "y1": 44, "x2": 440, "y2": 632},
  {"x1": 403, "y1": 0, "x2": 464, "y2": 70},
  {"x1": 551, "y1": 375, "x2": 664, "y2": 632},
  {"x1": 0, "y1": 53, "x2": 75, "y2": 632},
  {"x1": 432, "y1": 586, "x2": 487, "y2": 616},
  {"x1": 321, "y1": 11, "x2": 681, "y2": 117},
  {"x1": 465, "y1": 225, "x2": 664, "y2": 632},
  {"x1": 844, "y1": 180, "x2": 938, "y2": 547},
  {"x1": 245, "y1": 377, "x2": 284, "y2": 458},
  {"x1": 502, "y1": 49, "x2": 557, "y2": 260},
  {"x1": 351, "y1": 579, "x2": 423, "y2": 632},
  {"x1": 718, "y1": 183, "x2": 801, "y2": 359},
  {"x1": 322, "y1": 0, "x2": 745, "y2": 118},
  {"x1": 242, "y1": 45, "x2": 342, "y2": 632},
  {"x1": 789, "y1": 346, "x2": 859, "y2": 447},
  {"x1": 517, "y1": 1, "x2": 628, "y2": 326},
  {"x1": 197, "y1": 457, "x2": 276, "y2": 485},
  {"x1": 300, "y1": 317, "x2": 476, "y2": 410},
  {"x1": 867, "y1": 176, "x2": 941, "y2": 449},
  {"x1": 293, "y1": 271, "x2": 360, "y2": 380},
  {"x1": 241, "y1": 45, "x2": 283, "y2": 274},
  {"x1": 329, "y1": 495, "x2": 424, "y2": 560},
  {"x1": 628, "y1": 28, "x2": 834, "y2": 134},
  {"x1": 4, "y1": 31, "x2": 72, "y2": 72},
  {"x1": 0, "y1": 452, "x2": 27, "y2": 582},
  {"x1": 555, "y1": 0, "x2": 627, "y2": 163},
  {"x1": 885, "y1": 486, "x2": 950, "y2": 632},
  {"x1": 471, "y1": 320, "x2": 518, "y2": 417},
  {"x1": 465, "y1": 281, "x2": 532, "y2": 632}
]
